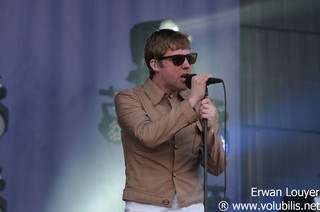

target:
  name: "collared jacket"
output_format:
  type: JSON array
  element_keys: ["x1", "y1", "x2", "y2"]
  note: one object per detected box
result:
[{"x1": 114, "y1": 79, "x2": 226, "y2": 208}]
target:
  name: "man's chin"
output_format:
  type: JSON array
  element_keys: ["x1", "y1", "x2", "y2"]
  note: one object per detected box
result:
[{"x1": 178, "y1": 85, "x2": 188, "y2": 91}]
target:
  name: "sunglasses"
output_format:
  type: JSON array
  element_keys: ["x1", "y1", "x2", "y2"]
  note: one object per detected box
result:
[{"x1": 158, "y1": 53, "x2": 198, "y2": 66}]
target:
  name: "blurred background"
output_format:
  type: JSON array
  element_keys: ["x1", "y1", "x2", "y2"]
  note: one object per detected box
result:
[{"x1": 0, "y1": 0, "x2": 319, "y2": 211}]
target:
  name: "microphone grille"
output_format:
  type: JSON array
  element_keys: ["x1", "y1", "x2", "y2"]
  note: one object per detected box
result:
[{"x1": 185, "y1": 74, "x2": 196, "y2": 89}]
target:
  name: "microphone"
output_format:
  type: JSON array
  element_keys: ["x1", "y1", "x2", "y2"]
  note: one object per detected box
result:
[{"x1": 185, "y1": 74, "x2": 223, "y2": 89}]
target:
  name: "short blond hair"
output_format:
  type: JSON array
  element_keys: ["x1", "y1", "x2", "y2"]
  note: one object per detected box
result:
[{"x1": 144, "y1": 29, "x2": 191, "y2": 78}]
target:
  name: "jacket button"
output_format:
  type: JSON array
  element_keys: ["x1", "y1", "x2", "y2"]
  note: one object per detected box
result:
[
  {"x1": 174, "y1": 143, "x2": 179, "y2": 149},
  {"x1": 199, "y1": 146, "x2": 204, "y2": 154},
  {"x1": 162, "y1": 199, "x2": 170, "y2": 205},
  {"x1": 172, "y1": 172, "x2": 177, "y2": 177}
]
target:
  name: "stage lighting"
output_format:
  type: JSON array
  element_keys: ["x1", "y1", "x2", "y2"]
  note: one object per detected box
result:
[
  {"x1": 0, "y1": 105, "x2": 8, "y2": 139},
  {"x1": 130, "y1": 18, "x2": 179, "y2": 65},
  {"x1": 0, "y1": 76, "x2": 8, "y2": 138},
  {"x1": 98, "y1": 87, "x2": 121, "y2": 143},
  {"x1": 0, "y1": 76, "x2": 8, "y2": 211},
  {"x1": 0, "y1": 196, "x2": 6, "y2": 212},
  {"x1": 159, "y1": 19, "x2": 179, "y2": 32},
  {"x1": 0, "y1": 167, "x2": 6, "y2": 212}
]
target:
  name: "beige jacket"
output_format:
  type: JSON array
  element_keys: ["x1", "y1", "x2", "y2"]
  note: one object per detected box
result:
[{"x1": 114, "y1": 79, "x2": 226, "y2": 208}]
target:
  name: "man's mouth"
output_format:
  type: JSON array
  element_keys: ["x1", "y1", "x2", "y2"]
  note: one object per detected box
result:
[{"x1": 180, "y1": 73, "x2": 189, "y2": 80}]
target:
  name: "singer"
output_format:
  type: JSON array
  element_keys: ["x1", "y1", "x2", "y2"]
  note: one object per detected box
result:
[{"x1": 114, "y1": 29, "x2": 226, "y2": 212}]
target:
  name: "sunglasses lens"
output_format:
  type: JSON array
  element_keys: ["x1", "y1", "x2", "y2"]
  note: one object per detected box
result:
[
  {"x1": 186, "y1": 53, "x2": 197, "y2": 65},
  {"x1": 172, "y1": 55, "x2": 186, "y2": 66}
]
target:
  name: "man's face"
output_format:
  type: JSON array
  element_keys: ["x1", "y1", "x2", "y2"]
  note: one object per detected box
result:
[{"x1": 154, "y1": 48, "x2": 193, "y2": 93}]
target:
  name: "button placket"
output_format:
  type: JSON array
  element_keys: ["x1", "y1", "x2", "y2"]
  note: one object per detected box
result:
[
  {"x1": 173, "y1": 143, "x2": 179, "y2": 150},
  {"x1": 172, "y1": 171, "x2": 177, "y2": 177}
]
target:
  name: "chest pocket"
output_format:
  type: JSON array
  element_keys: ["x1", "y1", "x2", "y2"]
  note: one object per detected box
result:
[
  {"x1": 175, "y1": 120, "x2": 203, "y2": 156},
  {"x1": 143, "y1": 97, "x2": 172, "y2": 121}
]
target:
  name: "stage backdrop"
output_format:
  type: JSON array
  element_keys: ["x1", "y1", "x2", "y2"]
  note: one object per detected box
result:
[{"x1": 0, "y1": 0, "x2": 240, "y2": 211}]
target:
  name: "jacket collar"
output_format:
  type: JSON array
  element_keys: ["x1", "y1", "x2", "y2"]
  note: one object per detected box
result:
[{"x1": 143, "y1": 78, "x2": 189, "y2": 105}]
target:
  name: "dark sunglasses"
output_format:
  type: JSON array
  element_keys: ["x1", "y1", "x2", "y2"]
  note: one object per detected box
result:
[{"x1": 158, "y1": 53, "x2": 198, "y2": 66}]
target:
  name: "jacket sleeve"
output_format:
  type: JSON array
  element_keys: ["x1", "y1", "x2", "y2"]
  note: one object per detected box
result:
[
  {"x1": 206, "y1": 127, "x2": 227, "y2": 176},
  {"x1": 199, "y1": 107, "x2": 227, "y2": 176}
]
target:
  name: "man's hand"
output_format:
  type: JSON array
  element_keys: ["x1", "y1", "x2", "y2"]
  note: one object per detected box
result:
[{"x1": 187, "y1": 73, "x2": 213, "y2": 107}]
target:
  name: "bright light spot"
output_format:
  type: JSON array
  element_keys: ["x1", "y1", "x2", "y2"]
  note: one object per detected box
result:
[
  {"x1": 159, "y1": 19, "x2": 179, "y2": 31},
  {"x1": 44, "y1": 138, "x2": 125, "y2": 212}
]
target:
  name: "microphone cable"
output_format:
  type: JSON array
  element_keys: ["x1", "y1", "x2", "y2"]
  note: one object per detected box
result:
[
  {"x1": 221, "y1": 80, "x2": 227, "y2": 201},
  {"x1": 204, "y1": 80, "x2": 228, "y2": 212}
]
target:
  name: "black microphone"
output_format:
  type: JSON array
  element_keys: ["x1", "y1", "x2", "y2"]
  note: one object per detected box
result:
[{"x1": 185, "y1": 74, "x2": 223, "y2": 89}]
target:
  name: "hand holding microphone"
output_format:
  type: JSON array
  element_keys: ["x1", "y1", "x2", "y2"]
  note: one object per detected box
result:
[
  {"x1": 185, "y1": 73, "x2": 223, "y2": 108},
  {"x1": 185, "y1": 73, "x2": 223, "y2": 89}
]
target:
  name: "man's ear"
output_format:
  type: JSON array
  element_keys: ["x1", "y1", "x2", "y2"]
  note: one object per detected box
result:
[{"x1": 150, "y1": 59, "x2": 160, "y2": 71}]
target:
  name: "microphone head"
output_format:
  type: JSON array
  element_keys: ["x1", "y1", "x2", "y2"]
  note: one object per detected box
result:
[
  {"x1": 185, "y1": 74, "x2": 196, "y2": 89},
  {"x1": 185, "y1": 73, "x2": 223, "y2": 89}
]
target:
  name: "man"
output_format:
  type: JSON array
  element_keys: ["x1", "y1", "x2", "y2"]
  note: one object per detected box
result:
[{"x1": 114, "y1": 29, "x2": 226, "y2": 212}]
